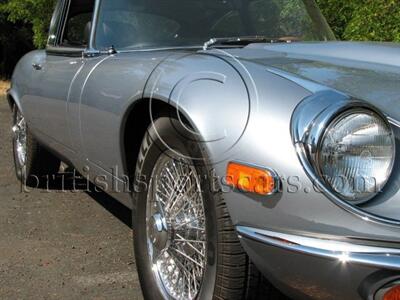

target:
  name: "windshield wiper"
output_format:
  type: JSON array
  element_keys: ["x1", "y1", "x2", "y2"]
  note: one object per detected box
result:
[{"x1": 203, "y1": 36, "x2": 296, "y2": 50}]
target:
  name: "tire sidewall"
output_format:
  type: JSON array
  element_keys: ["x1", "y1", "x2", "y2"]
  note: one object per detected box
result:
[{"x1": 133, "y1": 117, "x2": 218, "y2": 300}]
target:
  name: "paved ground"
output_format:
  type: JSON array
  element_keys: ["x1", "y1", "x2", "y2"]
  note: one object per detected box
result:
[
  {"x1": 0, "y1": 81, "x2": 9, "y2": 95},
  {"x1": 0, "y1": 96, "x2": 143, "y2": 299}
]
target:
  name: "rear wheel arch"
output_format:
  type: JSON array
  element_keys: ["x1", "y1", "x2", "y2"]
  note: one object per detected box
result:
[
  {"x1": 6, "y1": 90, "x2": 24, "y2": 116},
  {"x1": 7, "y1": 93, "x2": 16, "y2": 112}
]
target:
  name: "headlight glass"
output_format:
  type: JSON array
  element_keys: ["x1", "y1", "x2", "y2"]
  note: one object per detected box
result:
[{"x1": 318, "y1": 109, "x2": 395, "y2": 203}]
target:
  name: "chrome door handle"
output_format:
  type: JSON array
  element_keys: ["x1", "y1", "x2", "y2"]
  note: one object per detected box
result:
[{"x1": 32, "y1": 63, "x2": 42, "y2": 70}]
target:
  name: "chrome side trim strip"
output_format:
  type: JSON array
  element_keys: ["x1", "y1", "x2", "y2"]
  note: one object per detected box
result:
[
  {"x1": 388, "y1": 116, "x2": 400, "y2": 128},
  {"x1": 237, "y1": 226, "x2": 400, "y2": 270}
]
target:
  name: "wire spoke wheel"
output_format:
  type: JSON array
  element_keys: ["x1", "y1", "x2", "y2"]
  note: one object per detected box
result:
[
  {"x1": 135, "y1": 118, "x2": 275, "y2": 300},
  {"x1": 12, "y1": 110, "x2": 27, "y2": 167},
  {"x1": 146, "y1": 152, "x2": 206, "y2": 300}
]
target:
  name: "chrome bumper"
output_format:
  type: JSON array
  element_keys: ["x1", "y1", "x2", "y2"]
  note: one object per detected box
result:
[
  {"x1": 237, "y1": 226, "x2": 400, "y2": 271},
  {"x1": 237, "y1": 226, "x2": 400, "y2": 299}
]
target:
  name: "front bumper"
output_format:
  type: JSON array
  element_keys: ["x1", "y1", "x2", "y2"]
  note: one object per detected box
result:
[{"x1": 237, "y1": 226, "x2": 400, "y2": 300}]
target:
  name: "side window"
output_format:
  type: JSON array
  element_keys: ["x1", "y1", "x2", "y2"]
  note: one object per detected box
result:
[
  {"x1": 96, "y1": 9, "x2": 180, "y2": 50},
  {"x1": 60, "y1": 0, "x2": 95, "y2": 47},
  {"x1": 63, "y1": 13, "x2": 93, "y2": 46},
  {"x1": 210, "y1": 11, "x2": 246, "y2": 37},
  {"x1": 47, "y1": 0, "x2": 65, "y2": 46}
]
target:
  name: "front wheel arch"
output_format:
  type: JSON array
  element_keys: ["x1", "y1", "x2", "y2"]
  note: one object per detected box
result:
[{"x1": 121, "y1": 97, "x2": 199, "y2": 192}]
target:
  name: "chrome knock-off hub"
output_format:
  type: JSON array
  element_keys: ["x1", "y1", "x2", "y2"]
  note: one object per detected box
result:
[{"x1": 149, "y1": 213, "x2": 169, "y2": 252}]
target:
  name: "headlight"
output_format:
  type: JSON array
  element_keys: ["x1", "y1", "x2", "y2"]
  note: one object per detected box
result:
[{"x1": 318, "y1": 109, "x2": 395, "y2": 204}]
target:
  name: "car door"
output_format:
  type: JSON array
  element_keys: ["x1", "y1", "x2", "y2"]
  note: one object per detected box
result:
[
  {"x1": 69, "y1": 1, "x2": 177, "y2": 205},
  {"x1": 25, "y1": 0, "x2": 95, "y2": 158}
]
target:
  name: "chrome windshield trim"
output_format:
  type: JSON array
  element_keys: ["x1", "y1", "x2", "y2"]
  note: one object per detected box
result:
[
  {"x1": 237, "y1": 226, "x2": 400, "y2": 270},
  {"x1": 117, "y1": 46, "x2": 203, "y2": 53}
]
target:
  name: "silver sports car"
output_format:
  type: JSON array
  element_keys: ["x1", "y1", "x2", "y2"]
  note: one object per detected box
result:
[{"x1": 7, "y1": 0, "x2": 400, "y2": 299}]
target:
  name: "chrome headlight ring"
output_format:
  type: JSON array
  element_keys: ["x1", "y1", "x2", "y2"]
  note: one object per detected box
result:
[{"x1": 291, "y1": 91, "x2": 397, "y2": 225}]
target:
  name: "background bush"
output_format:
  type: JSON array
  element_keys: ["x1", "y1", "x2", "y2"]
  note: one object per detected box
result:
[
  {"x1": 316, "y1": 0, "x2": 400, "y2": 42},
  {"x1": 0, "y1": 0, "x2": 55, "y2": 78},
  {"x1": 0, "y1": 0, "x2": 399, "y2": 78},
  {"x1": 1, "y1": 0, "x2": 55, "y2": 48}
]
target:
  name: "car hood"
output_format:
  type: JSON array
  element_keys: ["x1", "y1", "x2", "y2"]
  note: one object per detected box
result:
[{"x1": 225, "y1": 41, "x2": 400, "y2": 121}]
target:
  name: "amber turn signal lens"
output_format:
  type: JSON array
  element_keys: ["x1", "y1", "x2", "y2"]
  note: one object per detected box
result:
[
  {"x1": 384, "y1": 285, "x2": 400, "y2": 300},
  {"x1": 226, "y1": 162, "x2": 277, "y2": 195}
]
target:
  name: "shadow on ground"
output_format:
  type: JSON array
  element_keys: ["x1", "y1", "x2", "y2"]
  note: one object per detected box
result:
[{"x1": 0, "y1": 97, "x2": 143, "y2": 299}]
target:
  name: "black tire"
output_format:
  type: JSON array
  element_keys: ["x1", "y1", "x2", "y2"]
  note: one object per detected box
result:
[
  {"x1": 132, "y1": 116, "x2": 287, "y2": 299},
  {"x1": 12, "y1": 106, "x2": 60, "y2": 187}
]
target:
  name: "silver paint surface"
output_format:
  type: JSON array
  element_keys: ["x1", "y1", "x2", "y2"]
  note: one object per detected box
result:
[{"x1": 9, "y1": 40, "x2": 400, "y2": 299}]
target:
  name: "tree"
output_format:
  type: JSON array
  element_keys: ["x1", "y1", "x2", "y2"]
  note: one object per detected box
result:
[
  {"x1": 316, "y1": 0, "x2": 357, "y2": 39},
  {"x1": 0, "y1": 0, "x2": 33, "y2": 78},
  {"x1": 0, "y1": 0, "x2": 55, "y2": 48},
  {"x1": 316, "y1": 0, "x2": 400, "y2": 42},
  {"x1": 344, "y1": 0, "x2": 400, "y2": 42}
]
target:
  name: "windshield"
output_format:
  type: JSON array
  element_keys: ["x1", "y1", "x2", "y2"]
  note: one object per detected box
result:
[{"x1": 95, "y1": 0, "x2": 335, "y2": 50}]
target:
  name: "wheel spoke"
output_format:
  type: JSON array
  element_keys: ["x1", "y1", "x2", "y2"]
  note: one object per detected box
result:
[
  {"x1": 167, "y1": 170, "x2": 193, "y2": 212},
  {"x1": 167, "y1": 249, "x2": 193, "y2": 278},
  {"x1": 173, "y1": 186, "x2": 199, "y2": 217},
  {"x1": 174, "y1": 238, "x2": 206, "y2": 244},
  {"x1": 155, "y1": 188, "x2": 168, "y2": 204},
  {"x1": 170, "y1": 246, "x2": 204, "y2": 269},
  {"x1": 175, "y1": 233, "x2": 205, "y2": 257},
  {"x1": 174, "y1": 217, "x2": 205, "y2": 230}
]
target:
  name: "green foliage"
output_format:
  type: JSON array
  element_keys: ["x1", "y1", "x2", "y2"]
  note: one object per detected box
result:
[
  {"x1": 278, "y1": 0, "x2": 314, "y2": 38},
  {"x1": 0, "y1": 1, "x2": 33, "y2": 78},
  {"x1": 344, "y1": 0, "x2": 400, "y2": 42},
  {"x1": 316, "y1": 0, "x2": 356, "y2": 39},
  {"x1": 316, "y1": 0, "x2": 400, "y2": 42},
  {"x1": 0, "y1": 0, "x2": 56, "y2": 48}
]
